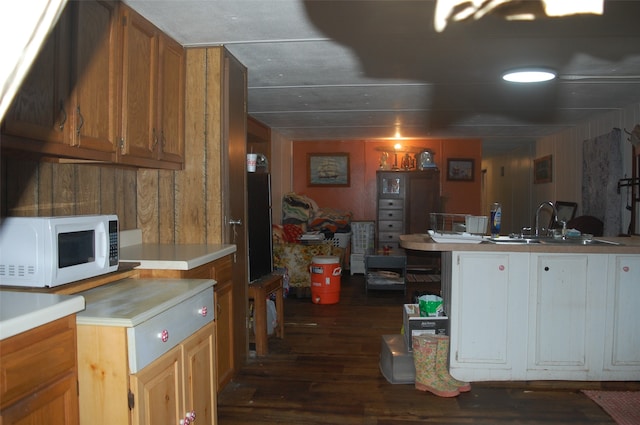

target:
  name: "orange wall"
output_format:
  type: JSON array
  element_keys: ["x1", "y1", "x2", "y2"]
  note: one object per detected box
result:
[{"x1": 292, "y1": 139, "x2": 482, "y2": 221}]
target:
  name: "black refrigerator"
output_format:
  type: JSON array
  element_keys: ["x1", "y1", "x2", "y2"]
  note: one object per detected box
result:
[{"x1": 247, "y1": 172, "x2": 273, "y2": 282}]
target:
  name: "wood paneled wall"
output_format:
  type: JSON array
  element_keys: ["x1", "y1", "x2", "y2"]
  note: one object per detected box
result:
[
  {"x1": 135, "y1": 47, "x2": 225, "y2": 245},
  {"x1": 1, "y1": 47, "x2": 229, "y2": 246},
  {"x1": 1, "y1": 156, "x2": 137, "y2": 229},
  {"x1": 482, "y1": 101, "x2": 640, "y2": 235}
]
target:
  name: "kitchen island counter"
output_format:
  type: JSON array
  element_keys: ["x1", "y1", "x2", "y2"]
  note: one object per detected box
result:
[
  {"x1": 399, "y1": 233, "x2": 640, "y2": 382},
  {"x1": 399, "y1": 233, "x2": 640, "y2": 254}
]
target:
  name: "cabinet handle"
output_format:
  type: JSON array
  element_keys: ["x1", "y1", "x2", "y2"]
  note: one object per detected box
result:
[
  {"x1": 75, "y1": 106, "x2": 84, "y2": 136},
  {"x1": 180, "y1": 410, "x2": 196, "y2": 425},
  {"x1": 158, "y1": 329, "x2": 169, "y2": 342},
  {"x1": 58, "y1": 100, "x2": 67, "y2": 131},
  {"x1": 198, "y1": 306, "x2": 208, "y2": 317}
]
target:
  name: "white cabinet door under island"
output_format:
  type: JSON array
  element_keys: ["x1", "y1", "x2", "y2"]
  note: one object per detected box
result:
[{"x1": 440, "y1": 249, "x2": 640, "y2": 382}]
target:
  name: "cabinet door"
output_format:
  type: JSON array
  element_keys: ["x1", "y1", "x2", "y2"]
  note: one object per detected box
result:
[
  {"x1": 449, "y1": 252, "x2": 529, "y2": 381},
  {"x1": 182, "y1": 323, "x2": 217, "y2": 425},
  {"x1": 157, "y1": 34, "x2": 185, "y2": 163},
  {"x1": 130, "y1": 345, "x2": 183, "y2": 425},
  {"x1": 603, "y1": 255, "x2": 640, "y2": 379},
  {"x1": 406, "y1": 170, "x2": 440, "y2": 234},
  {"x1": 215, "y1": 279, "x2": 234, "y2": 392},
  {"x1": 377, "y1": 172, "x2": 405, "y2": 198},
  {"x1": 2, "y1": 7, "x2": 71, "y2": 145},
  {"x1": 527, "y1": 254, "x2": 606, "y2": 380},
  {"x1": 0, "y1": 373, "x2": 79, "y2": 425},
  {"x1": 119, "y1": 6, "x2": 157, "y2": 161},
  {"x1": 71, "y1": 0, "x2": 119, "y2": 153}
]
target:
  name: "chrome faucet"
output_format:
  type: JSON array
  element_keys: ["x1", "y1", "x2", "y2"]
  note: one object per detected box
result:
[{"x1": 534, "y1": 201, "x2": 558, "y2": 237}]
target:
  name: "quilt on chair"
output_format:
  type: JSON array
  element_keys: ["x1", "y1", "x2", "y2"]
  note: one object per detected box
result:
[{"x1": 273, "y1": 241, "x2": 344, "y2": 297}]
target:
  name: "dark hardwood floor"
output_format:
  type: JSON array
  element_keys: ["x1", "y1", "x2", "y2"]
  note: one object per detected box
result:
[{"x1": 217, "y1": 273, "x2": 637, "y2": 424}]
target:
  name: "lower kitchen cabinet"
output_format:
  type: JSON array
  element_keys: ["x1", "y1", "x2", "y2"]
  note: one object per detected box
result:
[
  {"x1": 129, "y1": 322, "x2": 216, "y2": 425},
  {"x1": 527, "y1": 254, "x2": 607, "y2": 380},
  {"x1": 76, "y1": 279, "x2": 216, "y2": 425},
  {"x1": 448, "y1": 251, "x2": 640, "y2": 382},
  {"x1": 136, "y1": 254, "x2": 236, "y2": 392},
  {"x1": 214, "y1": 276, "x2": 234, "y2": 391},
  {"x1": 449, "y1": 252, "x2": 529, "y2": 381},
  {"x1": 0, "y1": 316, "x2": 80, "y2": 425},
  {"x1": 603, "y1": 254, "x2": 640, "y2": 377}
]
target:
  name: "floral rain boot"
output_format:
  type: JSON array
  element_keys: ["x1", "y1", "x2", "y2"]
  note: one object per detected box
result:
[
  {"x1": 430, "y1": 334, "x2": 471, "y2": 392},
  {"x1": 412, "y1": 334, "x2": 460, "y2": 397}
]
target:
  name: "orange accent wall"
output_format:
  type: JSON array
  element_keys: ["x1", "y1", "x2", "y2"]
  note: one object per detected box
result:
[{"x1": 292, "y1": 139, "x2": 482, "y2": 221}]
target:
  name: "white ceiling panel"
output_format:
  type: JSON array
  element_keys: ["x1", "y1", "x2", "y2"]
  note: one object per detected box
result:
[{"x1": 125, "y1": 0, "x2": 640, "y2": 156}]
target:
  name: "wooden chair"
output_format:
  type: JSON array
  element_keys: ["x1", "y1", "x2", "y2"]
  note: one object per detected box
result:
[{"x1": 566, "y1": 215, "x2": 604, "y2": 237}]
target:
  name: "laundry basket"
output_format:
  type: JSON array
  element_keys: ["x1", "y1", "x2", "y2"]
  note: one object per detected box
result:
[{"x1": 329, "y1": 232, "x2": 351, "y2": 249}]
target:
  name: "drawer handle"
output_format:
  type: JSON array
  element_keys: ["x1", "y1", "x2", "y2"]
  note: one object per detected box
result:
[
  {"x1": 199, "y1": 306, "x2": 208, "y2": 317},
  {"x1": 180, "y1": 410, "x2": 196, "y2": 424},
  {"x1": 158, "y1": 329, "x2": 169, "y2": 343},
  {"x1": 623, "y1": 266, "x2": 629, "y2": 272}
]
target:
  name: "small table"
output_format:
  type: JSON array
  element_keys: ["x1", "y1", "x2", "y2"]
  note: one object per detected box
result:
[
  {"x1": 365, "y1": 249, "x2": 407, "y2": 293},
  {"x1": 248, "y1": 273, "x2": 285, "y2": 356}
]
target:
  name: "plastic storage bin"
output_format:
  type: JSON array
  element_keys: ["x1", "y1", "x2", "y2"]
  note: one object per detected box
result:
[{"x1": 379, "y1": 334, "x2": 415, "y2": 384}]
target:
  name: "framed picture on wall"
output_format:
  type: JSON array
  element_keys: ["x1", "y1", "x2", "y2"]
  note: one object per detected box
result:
[
  {"x1": 307, "y1": 153, "x2": 350, "y2": 187},
  {"x1": 534, "y1": 155, "x2": 552, "y2": 184},
  {"x1": 447, "y1": 158, "x2": 474, "y2": 181},
  {"x1": 555, "y1": 201, "x2": 577, "y2": 222}
]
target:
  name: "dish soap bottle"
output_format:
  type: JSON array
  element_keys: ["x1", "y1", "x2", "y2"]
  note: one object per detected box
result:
[{"x1": 490, "y1": 202, "x2": 502, "y2": 238}]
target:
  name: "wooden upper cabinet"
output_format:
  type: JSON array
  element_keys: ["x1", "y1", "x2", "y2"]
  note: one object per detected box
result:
[
  {"x1": 70, "y1": 0, "x2": 120, "y2": 154},
  {"x1": 119, "y1": 6, "x2": 157, "y2": 162},
  {"x1": 2, "y1": 8, "x2": 71, "y2": 146},
  {"x1": 119, "y1": 5, "x2": 184, "y2": 168},
  {"x1": 157, "y1": 35, "x2": 185, "y2": 164},
  {"x1": 2, "y1": 0, "x2": 118, "y2": 161},
  {"x1": 1, "y1": 0, "x2": 184, "y2": 169}
]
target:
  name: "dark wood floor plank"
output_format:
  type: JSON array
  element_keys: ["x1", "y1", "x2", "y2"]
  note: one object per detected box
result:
[{"x1": 218, "y1": 274, "x2": 633, "y2": 424}]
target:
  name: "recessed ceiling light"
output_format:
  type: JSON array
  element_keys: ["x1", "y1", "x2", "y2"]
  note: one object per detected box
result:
[{"x1": 502, "y1": 69, "x2": 557, "y2": 83}]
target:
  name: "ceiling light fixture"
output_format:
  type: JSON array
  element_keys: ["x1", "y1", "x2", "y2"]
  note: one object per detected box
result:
[{"x1": 502, "y1": 69, "x2": 557, "y2": 83}]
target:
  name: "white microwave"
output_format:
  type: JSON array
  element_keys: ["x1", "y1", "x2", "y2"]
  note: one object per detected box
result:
[{"x1": 0, "y1": 215, "x2": 119, "y2": 287}]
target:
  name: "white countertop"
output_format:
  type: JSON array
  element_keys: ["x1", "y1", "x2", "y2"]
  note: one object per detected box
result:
[
  {"x1": 0, "y1": 291, "x2": 85, "y2": 340},
  {"x1": 119, "y1": 243, "x2": 236, "y2": 270},
  {"x1": 76, "y1": 278, "x2": 215, "y2": 327},
  {"x1": 399, "y1": 233, "x2": 640, "y2": 254}
]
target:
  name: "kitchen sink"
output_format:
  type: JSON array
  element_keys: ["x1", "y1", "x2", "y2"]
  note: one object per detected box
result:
[
  {"x1": 488, "y1": 236, "x2": 542, "y2": 244},
  {"x1": 538, "y1": 237, "x2": 621, "y2": 246},
  {"x1": 487, "y1": 235, "x2": 622, "y2": 246}
]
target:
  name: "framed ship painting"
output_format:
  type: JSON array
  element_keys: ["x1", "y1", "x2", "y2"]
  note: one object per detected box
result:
[{"x1": 308, "y1": 153, "x2": 350, "y2": 187}]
